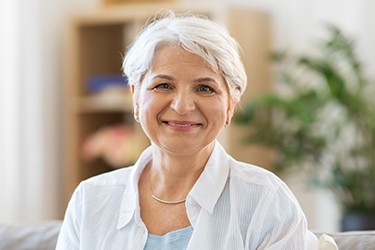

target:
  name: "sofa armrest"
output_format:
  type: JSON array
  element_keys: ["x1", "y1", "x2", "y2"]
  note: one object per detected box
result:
[
  {"x1": 0, "y1": 221, "x2": 62, "y2": 250},
  {"x1": 315, "y1": 230, "x2": 375, "y2": 250}
]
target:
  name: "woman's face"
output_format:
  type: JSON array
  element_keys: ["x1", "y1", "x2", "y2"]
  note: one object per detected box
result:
[{"x1": 132, "y1": 45, "x2": 236, "y2": 156}]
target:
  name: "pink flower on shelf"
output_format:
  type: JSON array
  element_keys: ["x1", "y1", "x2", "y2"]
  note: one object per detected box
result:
[{"x1": 82, "y1": 124, "x2": 141, "y2": 168}]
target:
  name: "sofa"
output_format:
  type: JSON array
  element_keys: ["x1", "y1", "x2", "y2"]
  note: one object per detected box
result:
[
  {"x1": 0, "y1": 221, "x2": 374, "y2": 249},
  {"x1": 0, "y1": 221, "x2": 61, "y2": 250}
]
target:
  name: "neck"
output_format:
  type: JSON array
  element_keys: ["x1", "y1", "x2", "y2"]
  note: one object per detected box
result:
[{"x1": 148, "y1": 142, "x2": 214, "y2": 199}]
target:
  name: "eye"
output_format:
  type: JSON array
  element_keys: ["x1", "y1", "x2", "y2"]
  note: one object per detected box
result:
[
  {"x1": 153, "y1": 83, "x2": 172, "y2": 90},
  {"x1": 196, "y1": 85, "x2": 215, "y2": 95}
]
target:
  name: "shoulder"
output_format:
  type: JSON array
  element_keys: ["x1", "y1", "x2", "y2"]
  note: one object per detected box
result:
[
  {"x1": 226, "y1": 158, "x2": 307, "y2": 228},
  {"x1": 66, "y1": 167, "x2": 135, "y2": 217},
  {"x1": 82, "y1": 166, "x2": 134, "y2": 186},
  {"x1": 71, "y1": 166, "x2": 134, "y2": 201},
  {"x1": 226, "y1": 157, "x2": 302, "y2": 211},
  {"x1": 225, "y1": 158, "x2": 307, "y2": 221},
  {"x1": 228, "y1": 157, "x2": 287, "y2": 193}
]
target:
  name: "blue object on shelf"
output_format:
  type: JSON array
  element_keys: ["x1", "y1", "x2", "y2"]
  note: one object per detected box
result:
[{"x1": 87, "y1": 75, "x2": 128, "y2": 92}]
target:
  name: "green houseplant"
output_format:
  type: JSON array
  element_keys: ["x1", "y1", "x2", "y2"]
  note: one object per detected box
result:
[{"x1": 236, "y1": 25, "x2": 375, "y2": 230}]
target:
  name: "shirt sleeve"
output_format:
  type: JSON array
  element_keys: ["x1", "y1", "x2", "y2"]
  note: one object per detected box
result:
[
  {"x1": 56, "y1": 183, "x2": 83, "y2": 250},
  {"x1": 255, "y1": 184, "x2": 319, "y2": 250}
]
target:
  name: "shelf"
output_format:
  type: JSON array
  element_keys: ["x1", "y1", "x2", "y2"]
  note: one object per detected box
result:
[
  {"x1": 73, "y1": 93, "x2": 133, "y2": 114},
  {"x1": 72, "y1": 3, "x2": 217, "y2": 26}
]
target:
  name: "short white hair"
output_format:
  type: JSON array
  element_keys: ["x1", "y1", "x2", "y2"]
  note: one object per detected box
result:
[{"x1": 122, "y1": 11, "x2": 247, "y2": 102}]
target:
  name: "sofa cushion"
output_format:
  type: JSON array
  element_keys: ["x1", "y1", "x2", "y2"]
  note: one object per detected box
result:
[
  {"x1": 316, "y1": 230, "x2": 375, "y2": 250},
  {"x1": 0, "y1": 221, "x2": 61, "y2": 250}
]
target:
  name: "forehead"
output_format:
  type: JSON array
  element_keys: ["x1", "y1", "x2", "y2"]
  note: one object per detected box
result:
[
  {"x1": 148, "y1": 45, "x2": 223, "y2": 81},
  {"x1": 152, "y1": 45, "x2": 209, "y2": 68}
]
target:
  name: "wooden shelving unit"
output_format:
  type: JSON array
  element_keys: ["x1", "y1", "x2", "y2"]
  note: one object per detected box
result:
[{"x1": 62, "y1": 3, "x2": 271, "y2": 213}]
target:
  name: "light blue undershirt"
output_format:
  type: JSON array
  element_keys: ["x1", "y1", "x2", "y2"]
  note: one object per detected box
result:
[{"x1": 143, "y1": 226, "x2": 193, "y2": 250}]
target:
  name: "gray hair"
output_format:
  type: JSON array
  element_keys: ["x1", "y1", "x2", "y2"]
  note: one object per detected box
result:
[{"x1": 122, "y1": 11, "x2": 247, "y2": 102}]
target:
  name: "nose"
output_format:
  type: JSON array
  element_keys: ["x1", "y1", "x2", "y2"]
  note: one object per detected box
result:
[{"x1": 170, "y1": 92, "x2": 196, "y2": 115}]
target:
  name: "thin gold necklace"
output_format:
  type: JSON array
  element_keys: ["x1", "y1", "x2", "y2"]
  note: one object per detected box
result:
[{"x1": 148, "y1": 170, "x2": 186, "y2": 205}]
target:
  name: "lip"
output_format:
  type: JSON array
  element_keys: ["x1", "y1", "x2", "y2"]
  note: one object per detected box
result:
[{"x1": 162, "y1": 120, "x2": 202, "y2": 131}]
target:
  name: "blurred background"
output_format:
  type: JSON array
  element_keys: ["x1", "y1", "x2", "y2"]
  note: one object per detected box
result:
[{"x1": 1, "y1": 0, "x2": 374, "y2": 233}]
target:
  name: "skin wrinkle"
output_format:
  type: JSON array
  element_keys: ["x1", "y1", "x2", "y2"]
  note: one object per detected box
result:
[
  {"x1": 133, "y1": 44, "x2": 235, "y2": 193},
  {"x1": 135, "y1": 45, "x2": 229, "y2": 150}
]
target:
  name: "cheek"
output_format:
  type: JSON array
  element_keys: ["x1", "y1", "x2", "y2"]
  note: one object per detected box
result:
[
  {"x1": 200, "y1": 99, "x2": 228, "y2": 123},
  {"x1": 138, "y1": 93, "x2": 161, "y2": 118}
]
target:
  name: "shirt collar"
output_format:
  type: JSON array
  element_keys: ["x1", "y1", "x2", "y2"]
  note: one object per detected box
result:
[
  {"x1": 117, "y1": 141, "x2": 230, "y2": 229},
  {"x1": 117, "y1": 146, "x2": 152, "y2": 229},
  {"x1": 188, "y1": 141, "x2": 230, "y2": 214}
]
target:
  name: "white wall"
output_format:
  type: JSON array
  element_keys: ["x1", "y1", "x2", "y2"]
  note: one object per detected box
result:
[
  {"x1": 0, "y1": 0, "x2": 22, "y2": 222},
  {"x1": 0, "y1": 0, "x2": 77, "y2": 222}
]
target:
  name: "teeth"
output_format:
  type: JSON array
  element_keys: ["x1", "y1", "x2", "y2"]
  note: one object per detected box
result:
[{"x1": 168, "y1": 122, "x2": 193, "y2": 127}]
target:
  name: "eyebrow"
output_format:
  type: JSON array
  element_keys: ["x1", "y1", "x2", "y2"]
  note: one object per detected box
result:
[
  {"x1": 193, "y1": 77, "x2": 219, "y2": 85},
  {"x1": 151, "y1": 75, "x2": 219, "y2": 85},
  {"x1": 151, "y1": 74, "x2": 176, "y2": 81}
]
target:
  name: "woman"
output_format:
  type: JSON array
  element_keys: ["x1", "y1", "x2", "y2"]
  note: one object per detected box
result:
[{"x1": 57, "y1": 11, "x2": 319, "y2": 249}]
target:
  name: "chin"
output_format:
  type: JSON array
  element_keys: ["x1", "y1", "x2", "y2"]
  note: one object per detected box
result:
[{"x1": 157, "y1": 140, "x2": 215, "y2": 156}]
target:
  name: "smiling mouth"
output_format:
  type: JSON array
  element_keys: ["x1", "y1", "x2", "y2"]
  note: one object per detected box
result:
[{"x1": 162, "y1": 121, "x2": 202, "y2": 127}]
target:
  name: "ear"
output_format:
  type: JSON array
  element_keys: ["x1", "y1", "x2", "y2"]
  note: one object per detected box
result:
[
  {"x1": 130, "y1": 84, "x2": 139, "y2": 119},
  {"x1": 225, "y1": 99, "x2": 237, "y2": 127}
]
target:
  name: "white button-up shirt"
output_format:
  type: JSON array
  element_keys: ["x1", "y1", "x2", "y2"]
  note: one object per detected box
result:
[{"x1": 56, "y1": 141, "x2": 318, "y2": 250}]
